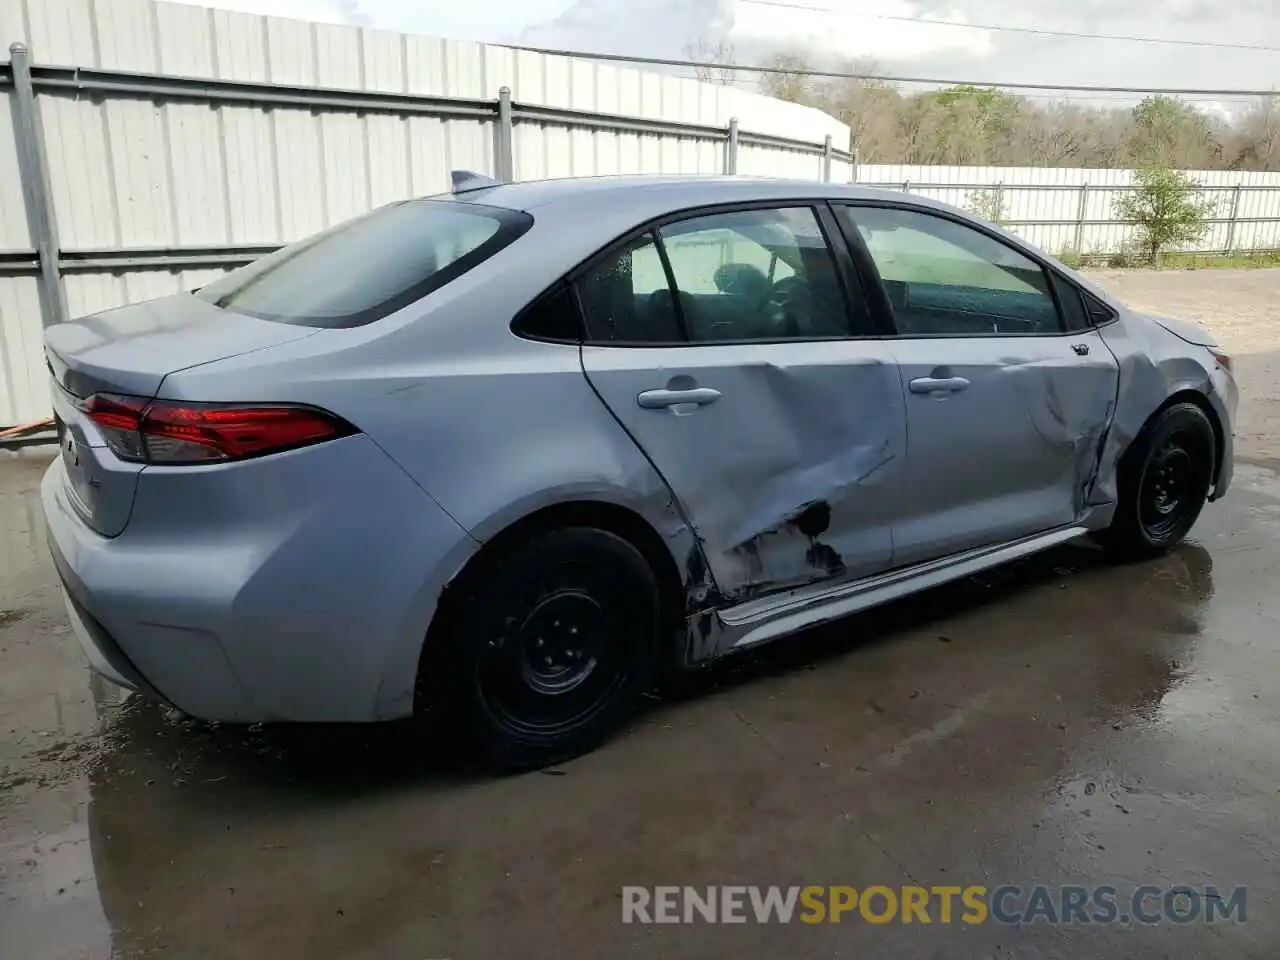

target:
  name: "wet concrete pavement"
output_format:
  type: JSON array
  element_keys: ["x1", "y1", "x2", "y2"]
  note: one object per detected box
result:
[{"x1": 5, "y1": 322, "x2": 1280, "y2": 957}]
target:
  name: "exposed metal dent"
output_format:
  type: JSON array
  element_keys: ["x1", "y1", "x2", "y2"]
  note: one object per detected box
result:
[
  {"x1": 718, "y1": 448, "x2": 896, "y2": 551},
  {"x1": 678, "y1": 443, "x2": 899, "y2": 659},
  {"x1": 726, "y1": 498, "x2": 848, "y2": 594},
  {"x1": 676, "y1": 447, "x2": 900, "y2": 665}
]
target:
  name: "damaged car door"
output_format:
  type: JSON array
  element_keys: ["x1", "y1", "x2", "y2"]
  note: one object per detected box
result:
[
  {"x1": 577, "y1": 204, "x2": 907, "y2": 603},
  {"x1": 834, "y1": 203, "x2": 1120, "y2": 567}
]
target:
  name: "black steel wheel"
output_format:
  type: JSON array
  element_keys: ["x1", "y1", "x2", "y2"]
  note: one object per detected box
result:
[
  {"x1": 1098, "y1": 402, "x2": 1216, "y2": 559},
  {"x1": 428, "y1": 526, "x2": 659, "y2": 770}
]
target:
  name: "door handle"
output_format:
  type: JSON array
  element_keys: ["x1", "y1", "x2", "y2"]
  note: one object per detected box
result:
[
  {"x1": 908, "y1": 376, "x2": 971, "y2": 395},
  {"x1": 1071, "y1": 343, "x2": 1090, "y2": 356},
  {"x1": 637, "y1": 387, "x2": 722, "y2": 409}
]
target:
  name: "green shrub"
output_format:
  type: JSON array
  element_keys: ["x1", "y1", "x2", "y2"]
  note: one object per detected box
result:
[
  {"x1": 1113, "y1": 166, "x2": 1216, "y2": 264},
  {"x1": 1057, "y1": 246, "x2": 1085, "y2": 269}
]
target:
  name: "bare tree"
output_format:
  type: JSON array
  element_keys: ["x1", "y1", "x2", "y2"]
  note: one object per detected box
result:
[
  {"x1": 815, "y1": 59, "x2": 904, "y2": 163},
  {"x1": 1014, "y1": 103, "x2": 1087, "y2": 166},
  {"x1": 1228, "y1": 95, "x2": 1280, "y2": 170},
  {"x1": 758, "y1": 50, "x2": 815, "y2": 104},
  {"x1": 682, "y1": 36, "x2": 740, "y2": 87}
]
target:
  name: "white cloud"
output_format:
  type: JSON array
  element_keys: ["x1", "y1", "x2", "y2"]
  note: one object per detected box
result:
[
  {"x1": 165, "y1": 0, "x2": 1280, "y2": 93},
  {"x1": 731, "y1": 0, "x2": 994, "y2": 60}
]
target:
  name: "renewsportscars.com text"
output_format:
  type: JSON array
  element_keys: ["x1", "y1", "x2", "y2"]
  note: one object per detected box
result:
[{"x1": 621, "y1": 885, "x2": 1247, "y2": 925}]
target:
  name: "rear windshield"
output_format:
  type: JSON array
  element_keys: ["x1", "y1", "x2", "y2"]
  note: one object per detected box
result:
[{"x1": 195, "y1": 199, "x2": 532, "y2": 328}]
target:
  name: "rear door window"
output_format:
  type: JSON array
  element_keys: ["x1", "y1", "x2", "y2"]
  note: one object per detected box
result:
[
  {"x1": 658, "y1": 207, "x2": 854, "y2": 342},
  {"x1": 195, "y1": 199, "x2": 532, "y2": 328},
  {"x1": 574, "y1": 232, "x2": 684, "y2": 344}
]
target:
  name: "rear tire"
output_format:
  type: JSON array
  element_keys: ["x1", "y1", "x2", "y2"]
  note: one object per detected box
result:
[
  {"x1": 1096, "y1": 402, "x2": 1215, "y2": 560},
  {"x1": 428, "y1": 526, "x2": 659, "y2": 771}
]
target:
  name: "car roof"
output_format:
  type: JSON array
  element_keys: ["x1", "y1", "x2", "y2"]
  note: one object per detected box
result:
[
  {"x1": 440, "y1": 175, "x2": 992, "y2": 278},
  {"x1": 448, "y1": 174, "x2": 940, "y2": 217},
  {"x1": 429, "y1": 172, "x2": 1119, "y2": 317}
]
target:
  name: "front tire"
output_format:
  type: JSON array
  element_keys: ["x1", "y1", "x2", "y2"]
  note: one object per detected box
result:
[
  {"x1": 1097, "y1": 402, "x2": 1215, "y2": 560},
  {"x1": 430, "y1": 526, "x2": 659, "y2": 770}
]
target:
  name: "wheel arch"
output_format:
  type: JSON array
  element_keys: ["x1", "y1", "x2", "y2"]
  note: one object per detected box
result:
[
  {"x1": 1135, "y1": 389, "x2": 1224, "y2": 482},
  {"x1": 414, "y1": 498, "x2": 690, "y2": 713}
]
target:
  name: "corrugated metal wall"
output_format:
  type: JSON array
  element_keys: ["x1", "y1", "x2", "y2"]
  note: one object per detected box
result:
[
  {"x1": 0, "y1": 0, "x2": 855, "y2": 426},
  {"x1": 856, "y1": 164, "x2": 1280, "y2": 257}
]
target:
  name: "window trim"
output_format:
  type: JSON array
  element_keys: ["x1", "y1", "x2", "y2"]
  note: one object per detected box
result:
[
  {"x1": 814, "y1": 202, "x2": 877, "y2": 338},
  {"x1": 568, "y1": 198, "x2": 868, "y2": 348},
  {"x1": 824, "y1": 200, "x2": 898, "y2": 337},
  {"x1": 509, "y1": 280, "x2": 586, "y2": 344},
  {"x1": 1080, "y1": 287, "x2": 1120, "y2": 328},
  {"x1": 831, "y1": 199, "x2": 1085, "y2": 340},
  {"x1": 572, "y1": 229, "x2": 686, "y2": 346},
  {"x1": 1046, "y1": 269, "x2": 1092, "y2": 333},
  {"x1": 651, "y1": 229, "x2": 691, "y2": 342}
]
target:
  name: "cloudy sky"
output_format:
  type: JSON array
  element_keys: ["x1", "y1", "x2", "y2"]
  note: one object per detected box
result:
[{"x1": 174, "y1": 0, "x2": 1280, "y2": 102}]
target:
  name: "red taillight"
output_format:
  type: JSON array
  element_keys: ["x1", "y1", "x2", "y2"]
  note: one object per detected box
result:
[
  {"x1": 80, "y1": 394, "x2": 355, "y2": 464},
  {"x1": 80, "y1": 394, "x2": 148, "y2": 461}
]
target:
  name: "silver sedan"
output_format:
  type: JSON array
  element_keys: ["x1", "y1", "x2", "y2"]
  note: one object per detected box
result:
[{"x1": 41, "y1": 173, "x2": 1237, "y2": 768}]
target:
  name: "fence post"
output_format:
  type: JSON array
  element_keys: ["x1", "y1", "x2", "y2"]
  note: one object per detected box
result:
[
  {"x1": 822, "y1": 134, "x2": 832, "y2": 182},
  {"x1": 725, "y1": 117, "x2": 739, "y2": 175},
  {"x1": 9, "y1": 42, "x2": 67, "y2": 328},
  {"x1": 1224, "y1": 183, "x2": 1243, "y2": 254},
  {"x1": 493, "y1": 86, "x2": 514, "y2": 183},
  {"x1": 1073, "y1": 183, "x2": 1089, "y2": 254},
  {"x1": 850, "y1": 137, "x2": 859, "y2": 183}
]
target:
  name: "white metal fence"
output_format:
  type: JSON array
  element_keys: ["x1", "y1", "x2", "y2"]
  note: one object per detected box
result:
[
  {"x1": 855, "y1": 164, "x2": 1280, "y2": 259},
  {"x1": 0, "y1": 0, "x2": 855, "y2": 428}
]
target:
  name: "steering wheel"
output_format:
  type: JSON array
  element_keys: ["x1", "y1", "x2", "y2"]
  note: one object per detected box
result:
[{"x1": 760, "y1": 276, "x2": 813, "y2": 338}]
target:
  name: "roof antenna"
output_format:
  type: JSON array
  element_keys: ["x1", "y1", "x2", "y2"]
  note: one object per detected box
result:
[{"x1": 451, "y1": 170, "x2": 502, "y2": 194}]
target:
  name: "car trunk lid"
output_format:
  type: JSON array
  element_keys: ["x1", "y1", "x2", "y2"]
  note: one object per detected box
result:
[
  {"x1": 45, "y1": 292, "x2": 317, "y2": 399},
  {"x1": 1143, "y1": 312, "x2": 1220, "y2": 348},
  {"x1": 44, "y1": 293, "x2": 317, "y2": 537}
]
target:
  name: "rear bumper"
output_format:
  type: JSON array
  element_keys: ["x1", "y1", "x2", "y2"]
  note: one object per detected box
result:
[
  {"x1": 45, "y1": 460, "x2": 277, "y2": 719},
  {"x1": 1208, "y1": 364, "x2": 1237, "y2": 501},
  {"x1": 42, "y1": 435, "x2": 477, "y2": 723},
  {"x1": 58, "y1": 583, "x2": 166, "y2": 699}
]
